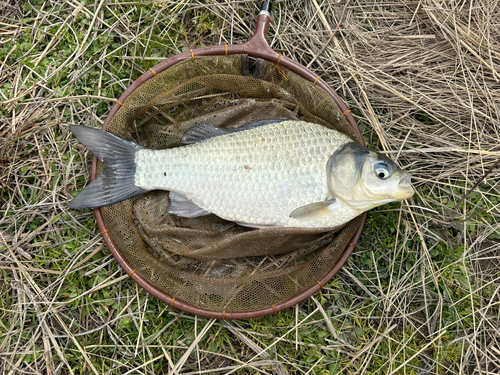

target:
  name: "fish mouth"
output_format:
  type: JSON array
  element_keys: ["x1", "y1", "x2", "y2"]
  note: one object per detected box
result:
[{"x1": 396, "y1": 173, "x2": 415, "y2": 198}]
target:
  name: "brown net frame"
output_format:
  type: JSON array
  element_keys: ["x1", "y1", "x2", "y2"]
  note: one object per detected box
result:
[{"x1": 91, "y1": 11, "x2": 366, "y2": 319}]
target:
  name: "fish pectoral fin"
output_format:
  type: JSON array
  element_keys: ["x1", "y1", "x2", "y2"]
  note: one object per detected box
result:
[
  {"x1": 181, "y1": 119, "x2": 289, "y2": 144},
  {"x1": 168, "y1": 191, "x2": 211, "y2": 218},
  {"x1": 289, "y1": 198, "x2": 337, "y2": 221}
]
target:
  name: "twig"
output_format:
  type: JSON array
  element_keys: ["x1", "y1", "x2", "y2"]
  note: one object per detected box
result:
[
  {"x1": 306, "y1": 0, "x2": 352, "y2": 69},
  {"x1": 447, "y1": 157, "x2": 500, "y2": 221}
]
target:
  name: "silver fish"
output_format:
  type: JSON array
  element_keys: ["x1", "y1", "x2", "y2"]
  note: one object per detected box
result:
[{"x1": 68, "y1": 119, "x2": 414, "y2": 228}]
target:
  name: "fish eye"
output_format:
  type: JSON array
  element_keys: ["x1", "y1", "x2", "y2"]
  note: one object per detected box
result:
[{"x1": 374, "y1": 162, "x2": 391, "y2": 180}]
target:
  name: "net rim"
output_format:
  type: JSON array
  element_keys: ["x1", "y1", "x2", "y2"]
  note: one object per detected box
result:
[
  {"x1": 91, "y1": 15, "x2": 367, "y2": 319},
  {"x1": 98, "y1": 213, "x2": 366, "y2": 319}
]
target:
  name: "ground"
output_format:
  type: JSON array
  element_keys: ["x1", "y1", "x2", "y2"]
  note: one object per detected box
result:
[{"x1": 1, "y1": 0, "x2": 499, "y2": 374}]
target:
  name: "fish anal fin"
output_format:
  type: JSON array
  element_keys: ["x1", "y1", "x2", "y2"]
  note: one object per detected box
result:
[
  {"x1": 168, "y1": 191, "x2": 211, "y2": 218},
  {"x1": 289, "y1": 198, "x2": 337, "y2": 221}
]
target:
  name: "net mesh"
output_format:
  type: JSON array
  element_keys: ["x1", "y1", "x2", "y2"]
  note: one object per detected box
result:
[{"x1": 100, "y1": 55, "x2": 363, "y2": 312}]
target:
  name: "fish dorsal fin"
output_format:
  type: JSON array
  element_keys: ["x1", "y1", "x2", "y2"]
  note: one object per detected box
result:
[
  {"x1": 168, "y1": 191, "x2": 211, "y2": 218},
  {"x1": 181, "y1": 119, "x2": 289, "y2": 144},
  {"x1": 289, "y1": 198, "x2": 337, "y2": 221}
]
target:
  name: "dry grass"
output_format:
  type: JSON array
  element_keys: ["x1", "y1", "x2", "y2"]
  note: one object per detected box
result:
[{"x1": 1, "y1": 0, "x2": 499, "y2": 373}]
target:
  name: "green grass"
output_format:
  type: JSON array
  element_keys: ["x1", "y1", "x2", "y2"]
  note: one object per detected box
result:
[{"x1": 1, "y1": 1, "x2": 499, "y2": 374}]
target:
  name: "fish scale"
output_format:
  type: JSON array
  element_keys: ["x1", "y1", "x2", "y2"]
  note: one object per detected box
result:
[{"x1": 134, "y1": 121, "x2": 354, "y2": 227}]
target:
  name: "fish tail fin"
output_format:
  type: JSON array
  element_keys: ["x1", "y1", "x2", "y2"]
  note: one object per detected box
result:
[{"x1": 68, "y1": 125, "x2": 148, "y2": 209}]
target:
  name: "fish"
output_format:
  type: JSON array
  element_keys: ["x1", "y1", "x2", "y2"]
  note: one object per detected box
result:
[{"x1": 68, "y1": 119, "x2": 414, "y2": 229}]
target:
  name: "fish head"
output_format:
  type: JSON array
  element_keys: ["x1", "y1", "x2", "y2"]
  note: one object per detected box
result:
[{"x1": 326, "y1": 142, "x2": 414, "y2": 212}]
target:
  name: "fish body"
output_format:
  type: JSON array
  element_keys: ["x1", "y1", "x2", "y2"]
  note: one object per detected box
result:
[{"x1": 69, "y1": 120, "x2": 414, "y2": 228}]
